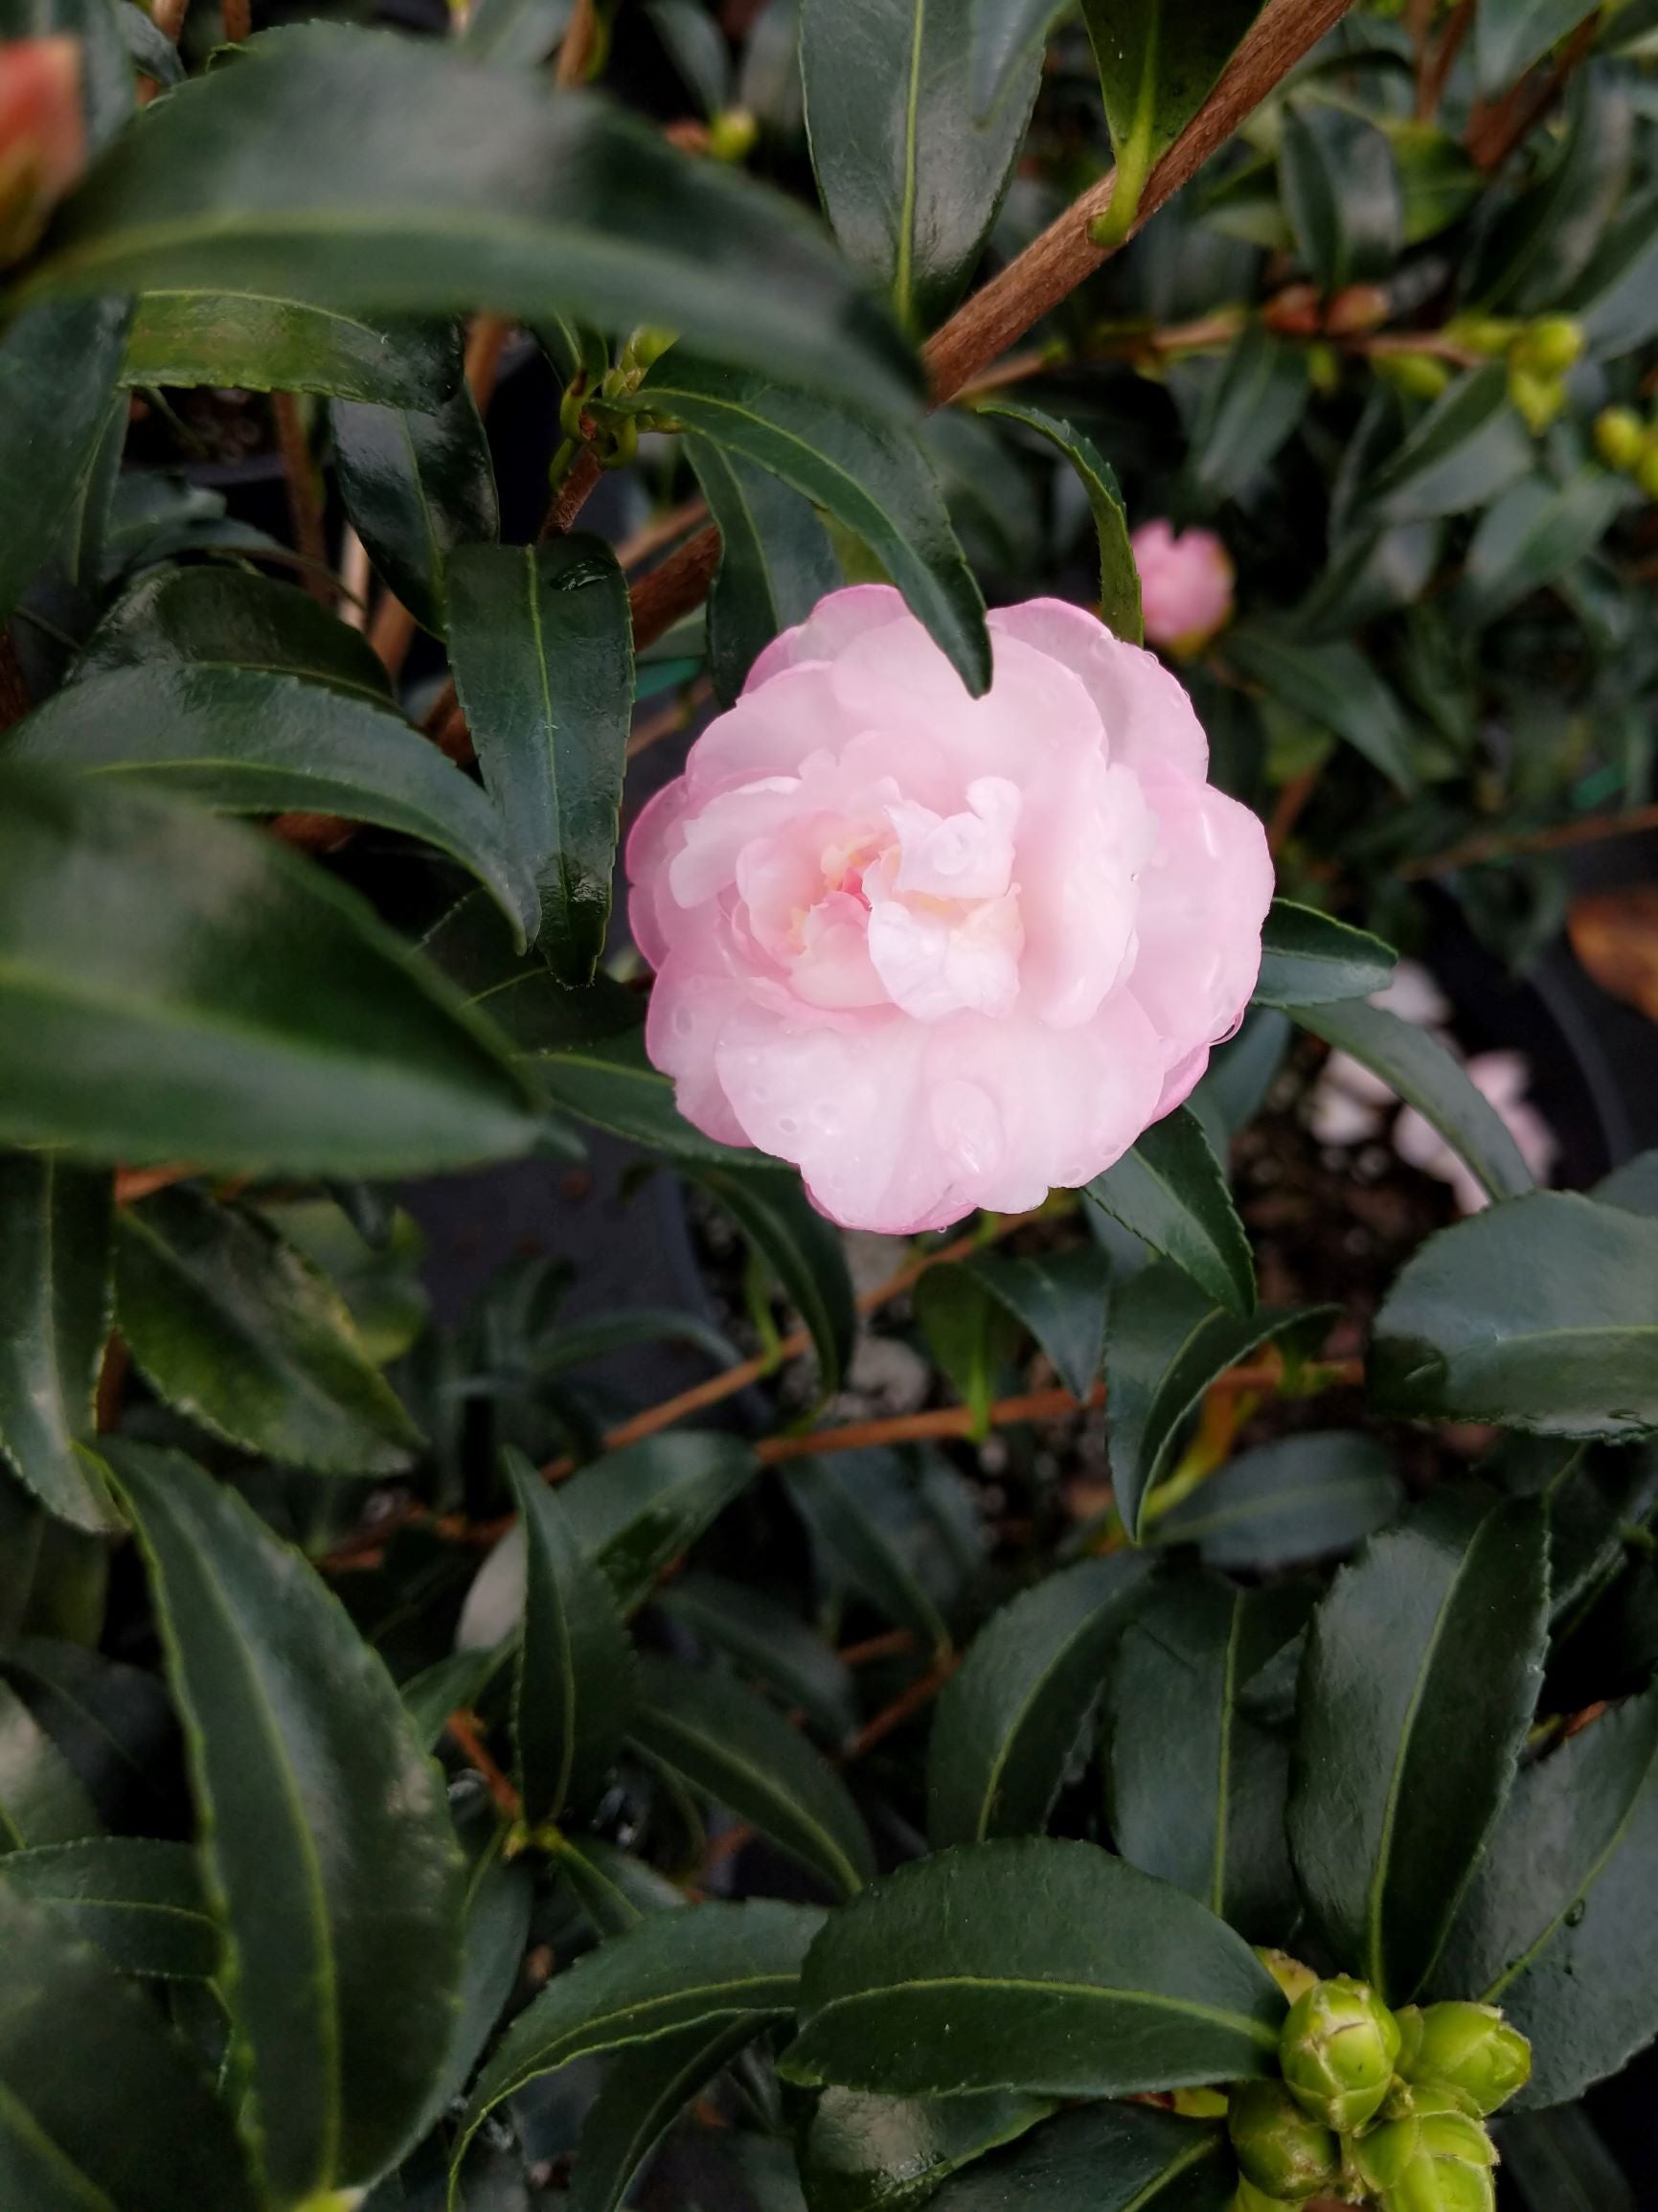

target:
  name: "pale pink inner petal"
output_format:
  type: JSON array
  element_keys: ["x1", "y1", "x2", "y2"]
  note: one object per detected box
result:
[
  {"x1": 743, "y1": 582, "x2": 910, "y2": 692},
  {"x1": 988, "y1": 599, "x2": 1210, "y2": 782}
]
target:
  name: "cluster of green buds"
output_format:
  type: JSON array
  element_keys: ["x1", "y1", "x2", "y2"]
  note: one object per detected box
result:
[
  {"x1": 1593, "y1": 404, "x2": 1658, "y2": 497},
  {"x1": 1443, "y1": 311, "x2": 1586, "y2": 433},
  {"x1": 1227, "y1": 1971, "x2": 1532, "y2": 2210},
  {"x1": 556, "y1": 326, "x2": 680, "y2": 472}
]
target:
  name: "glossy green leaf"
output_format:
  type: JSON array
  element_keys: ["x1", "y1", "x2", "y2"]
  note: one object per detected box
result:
[
  {"x1": 1473, "y1": 72, "x2": 1631, "y2": 314},
  {"x1": 410, "y1": 1844, "x2": 534, "y2": 2151},
  {"x1": 914, "y1": 1262, "x2": 1021, "y2": 1437},
  {"x1": 552, "y1": 1833, "x2": 689, "y2": 1940},
  {"x1": 537, "y1": 1031, "x2": 767, "y2": 1167},
  {"x1": 974, "y1": 400, "x2": 1142, "y2": 643},
  {"x1": 447, "y1": 535, "x2": 631, "y2": 982},
  {"x1": 1079, "y1": 0, "x2": 1264, "y2": 244},
  {"x1": 422, "y1": 886, "x2": 642, "y2": 1067},
  {"x1": 927, "y1": 1555, "x2": 1153, "y2": 1848},
  {"x1": 1192, "y1": 1007, "x2": 1292, "y2": 1141},
  {"x1": 1182, "y1": 325, "x2": 1309, "y2": 508},
  {"x1": 124, "y1": 295, "x2": 464, "y2": 408},
  {"x1": 259, "y1": 1197, "x2": 429, "y2": 1367},
  {"x1": 967, "y1": 0, "x2": 1065, "y2": 113},
  {"x1": 1598, "y1": 1151, "x2": 1658, "y2": 1218},
  {"x1": 688, "y1": 435, "x2": 841, "y2": 706},
  {"x1": 783, "y1": 1836, "x2": 1286, "y2": 2097},
  {"x1": 559, "y1": 1432, "x2": 760, "y2": 1614},
  {"x1": 1106, "y1": 1578, "x2": 1306, "y2": 1944},
  {"x1": 1388, "y1": 119, "x2": 1484, "y2": 246},
  {"x1": 927, "y1": 2102, "x2": 1233, "y2": 2212},
  {"x1": 569, "y1": 2016, "x2": 765, "y2": 2212},
  {"x1": 109, "y1": 1442, "x2": 466, "y2": 2201},
  {"x1": 115, "y1": 1185, "x2": 422, "y2": 1474},
  {"x1": 1360, "y1": 365, "x2": 1533, "y2": 524},
  {"x1": 462, "y1": 0, "x2": 572, "y2": 65},
  {"x1": 783, "y1": 1453, "x2": 955, "y2": 1659},
  {"x1": 0, "y1": 1836, "x2": 216, "y2": 1979},
  {"x1": 1292, "y1": 995, "x2": 1533, "y2": 1202},
  {"x1": 1154, "y1": 1430, "x2": 1404, "y2": 1569},
  {"x1": 658, "y1": 1573, "x2": 858, "y2": 1746},
  {"x1": 330, "y1": 387, "x2": 498, "y2": 637},
  {"x1": 0, "y1": 767, "x2": 540, "y2": 1175},
  {"x1": 800, "y1": 0, "x2": 1041, "y2": 331},
  {"x1": 1289, "y1": 1487, "x2": 1550, "y2": 2001},
  {"x1": 1086, "y1": 1107, "x2": 1254, "y2": 1317},
  {"x1": 71, "y1": 565, "x2": 394, "y2": 704},
  {"x1": 1104, "y1": 1265, "x2": 1332, "y2": 1539},
  {"x1": 25, "y1": 22, "x2": 920, "y2": 415},
  {"x1": 6, "y1": 667, "x2": 536, "y2": 941},
  {"x1": 1433, "y1": 1681, "x2": 1658, "y2": 2109},
  {"x1": 1475, "y1": 0, "x2": 1601, "y2": 95},
  {"x1": 963, "y1": 1245, "x2": 1114, "y2": 1402},
  {"x1": 626, "y1": 353, "x2": 989, "y2": 695},
  {"x1": 0, "y1": 1869, "x2": 259, "y2": 2211},
  {"x1": 1254, "y1": 900, "x2": 1398, "y2": 1008},
  {"x1": 631, "y1": 1657, "x2": 874, "y2": 1897},
  {"x1": 0, "y1": 1677, "x2": 100, "y2": 1849},
  {"x1": 1370, "y1": 1192, "x2": 1658, "y2": 1437},
  {"x1": 401, "y1": 1643, "x2": 508, "y2": 1752},
  {"x1": 1458, "y1": 467, "x2": 1636, "y2": 626},
  {"x1": 0, "y1": 1153, "x2": 112, "y2": 1532},
  {"x1": 0, "y1": 300, "x2": 130, "y2": 622},
  {"x1": 0, "y1": 1636, "x2": 175, "y2": 1834},
  {"x1": 1226, "y1": 627, "x2": 1419, "y2": 793},
  {"x1": 460, "y1": 1899, "x2": 822, "y2": 2152},
  {"x1": 1281, "y1": 98, "x2": 1401, "y2": 291},
  {"x1": 691, "y1": 1165, "x2": 856, "y2": 1399},
  {"x1": 507, "y1": 1450, "x2": 636, "y2": 1826},
  {"x1": 802, "y1": 2087, "x2": 1053, "y2": 2212},
  {"x1": 1567, "y1": 184, "x2": 1658, "y2": 358}
]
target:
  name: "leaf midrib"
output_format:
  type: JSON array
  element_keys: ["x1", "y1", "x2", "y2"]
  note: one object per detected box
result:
[
  {"x1": 801, "y1": 1973, "x2": 1281, "y2": 2050},
  {"x1": 634, "y1": 1706, "x2": 862, "y2": 1895}
]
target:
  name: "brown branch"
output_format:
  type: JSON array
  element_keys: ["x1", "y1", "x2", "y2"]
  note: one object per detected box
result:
[
  {"x1": 1398, "y1": 802, "x2": 1658, "y2": 880},
  {"x1": 541, "y1": 445, "x2": 605, "y2": 538},
  {"x1": 220, "y1": 0, "x2": 251, "y2": 39},
  {"x1": 445, "y1": 1710, "x2": 522, "y2": 1816},
  {"x1": 1417, "y1": 0, "x2": 1472, "y2": 123},
  {"x1": 1466, "y1": 11, "x2": 1601, "y2": 171},
  {"x1": 842, "y1": 1656, "x2": 958, "y2": 1758},
  {"x1": 271, "y1": 394, "x2": 330, "y2": 605},
  {"x1": 556, "y1": 0, "x2": 600, "y2": 87}
]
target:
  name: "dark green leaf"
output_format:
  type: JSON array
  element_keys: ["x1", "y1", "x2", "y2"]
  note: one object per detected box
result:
[
  {"x1": 1281, "y1": 98, "x2": 1402, "y2": 291},
  {"x1": 1475, "y1": 0, "x2": 1601, "y2": 97},
  {"x1": 800, "y1": 0, "x2": 1041, "y2": 331},
  {"x1": 71, "y1": 565, "x2": 394, "y2": 703},
  {"x1": 1295, "y1": 519, "x2": 1443, "y2": 638},
  {"x1": 626, "y1": 353, "x2": 988, "y2": 695},
  {"x1": 1371, "y1": 1193, "x2": 1658, "y2": 1436},
  {"x1": 1289, "y1": 1487, "x2": 1550, "y2": 2001},
  {"x1": 1596, "y1": 1150, "x2": 1658, "y2": 1216},
  {"x1": 1388, "y1": 119, "x2": 1484, "y2": 246},
  {"x1": 115, "y1": 1185, "x2": 421, "y2": 1474},
  {"x1": 422, "y1": 886, "x2": 642, "y2": 1065},
  {"x1": 25, "y1": 23, "x2": 920, "y2": 415},
  {"x1": 1292, "y1": 995, "x2": 1533, "y2": 1202},
  {"x1": 0, "y1": 1677, "x2": 100, "y2": 1849},
  {"x1": 782, "y1": 1453, "x2": 955, "y2": 1658},
  {"x1": 802, "y1": 2087, "x2": 1053, "y2": 2212},
  {"x1": 552, "y1": 1833, "x2": 689, "y2": 1939},
  {"x1": 1182, "y1": 326, "x2": 1310, "y2": 508},
  {"x1": 0, "y1": 1636, "x2": 175, "y2": 1833},
  {"x1": 1103, "y1": 1265, "x2": 1332, "y2": 1539},
  {"x1": 0, "y1": 1153, "x2": 112, "y2": 1531},
  {"x1": 0, "y1": 767, "x2": 540, "y2": 1174},
  {"x1": 460, "y1": 1899, "x2": 822, "y2": 2151},
  {"x1": 1254, "y1": 900, "x2": 1398, "y2": 1008},
  {"x1": 1472, "y1": 73, "x2": 1631, "y2": 314},
  {"x1": 405, "y1": 1838, "x2": 534, "y2": 2146},
  {"x1": 537, "y1": 1031, "x2": 767, "y2": 1167},
  {"x1": 974, "y1": 400, "x2": 1142, "y2": 643},
  {"x1": 631, "y1": 1657, "x2": 874, "y2": 1897},
  {"x1": 109, "y1": 1442, "x2": 466, "y2": 2200},
  {"x1": 1086, "y1": 1107, "x2": 1254, "y2": 1317},
  {"x1": 1458, "y1": 468, "x2": 1636, "y2": 626},
  {"x1": 690, "y1": 1165, "x2": 855, "y2": 1398},
  {"x1": 963, "y1": 1245, "x2": 1114, "y2": 1402},
  {"x1": 1359, "y1": 365, "x2": 1533, "y2": 524},
  {"x1": 570, "y1": 2016, "x2": 765, "y2": 2212},
  {"x1": 258, "y1": 1196, "x2": 429, "y2": 1366},
  {"x1": 536, "y1": 1306, "x2": 738, "y2": 1377},
  {"x1": 1433, "y1": 1681, "x2": 1658, "y2": 2108},
  {"x1": 1154, "y1": 1430, "x2": 1404, "y2": 1569},
  {"x1": 688, "y1": 435, "x2": 841, "y2": 706},
  {"x1": 1226, "y1": 627, "x2": 1419, "y2": 793},
  {"x1": 927, "y1": 2103, "x2": 1233, "y2": 2212},
  {"x1": 124, "y1": 295, "x2": 463, "y2": 408},
  {"x1": 967, "y1": 0, "x2": 1065, "y2": 113},
  {"x1": 927, "y1": 1556, "x2": 1153, "y2": 1848},
  {"x1": 1079, "y1": 0, "x2": 1264, "y2": 243},
  {"x1": 0, "y1": 1870, "x2": 259, "y2": 2210},
  {"x1": 401, "y1": 1643, "x2": 508, "y2": 1751},
  {"x1": 782, "y1": 1836, "x2": 1286, "y2": 2097},
  {"x1": 646, "y1": 0, "x2": 731, "y2": 114},
  {"x1": 1106, "y1": 1578, "x2": 1306, "y2": 1943},
  {"x1": 915, "y1": 1261, "x2": 1014, "y2": 1436},
  {"x1": 560, "y1": 1432, "x2": 760, "y2": 1614},
  {"x1": 1192, "y1": 1007, "x2": 1291, "y2": 1140},
  {"x1": 462, "y1": 0, "x2": 572, "y2": 66},
  {"x1": 448, "y1": 535, "x2": 631, "y2": 982},
  {"x1": 6, "y1": 667, "x2": 536, "y2": 940},
  {"x1": 0, "y1": 1836, "x2": 216, "y2": 1979},
  {"x1": 1566, "y1": 184, "x2": 1658, "y2": 358},
  {"x1": 507, "y1": 1449, "x2": 636, "y2": 1826},
  {"x1": 331, "y1": 387, "x2": 498, "y2": 637},
  {"x1": 0, "y1": 301, "x2": 130, "y2": 623},
  {"x1": 658, "y1": 1572, "x2": 858, "y2": 1747}
]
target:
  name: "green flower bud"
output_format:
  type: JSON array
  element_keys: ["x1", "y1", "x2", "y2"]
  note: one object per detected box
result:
[
  {"x1": 1514, "y1": 315, "x2": 1584, "y2": 376},
  {"x1": 1594, "y1": 406, "x2": 1646, "y2": 472},
  {"x1": 1396, "y1": 2001, "x2": 1531, "y2": 2115},
  {"x1": 1375, "y1": 351, "x2": 1452, "y2": 400},
  {"x1": 1358, "y1": 2087, "x2": 1497, "y2": 2209},
  {"x1": 1444, "y1": 313, "x2": 1519, "y2": 357},
  {"x1": 1637, "y1": 437, "x2": 1658, "y2": 501},
  {"x1": 1228, "y1": 2079, "x2": 1341, "y2": 2200},
  {"x1": 1280, "y1": 1974, "x2": 1402, "y2": 2133},
  {"x1": 1255, "y1": 1949, "x2": 1319, "y2": 2006},
  {"x1": 707, "y1": 105, "x2": 759, "y2": 163},
  {"x1": 1508, "y1": 362, "x2": 1566, "y2": 435}
]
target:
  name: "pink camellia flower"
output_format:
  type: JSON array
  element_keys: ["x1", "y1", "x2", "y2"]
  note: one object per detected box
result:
[
  {"x1": 0, "y1": 38, "x2": 85, "y2": 263},
  {"x1": 1130, "y1": 519, "x2": 1236, "y2": 657},
  {"x1": 627, "y1": 586, "x2": 1274, "y2": 1233}
]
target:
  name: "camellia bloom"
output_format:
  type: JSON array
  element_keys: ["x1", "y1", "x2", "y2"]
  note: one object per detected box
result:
[
  {"x1": 0, "y1": 38, "x2": 84, "y2": 265},
  {"x1": 627, "y1": 586, "x2": 1273, "y2": 1233},
  {"x1": 1130, "y1": 518, "x2": 1235, "y2": 656}
]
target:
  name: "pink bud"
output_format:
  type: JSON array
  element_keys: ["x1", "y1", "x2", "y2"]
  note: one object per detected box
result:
[
  {"x1": 1130, "y1": 519, "x2": 1236, "y2": 659},
  {"x1": 0, "y1": 38, "x2": 86, "y2": 262}
]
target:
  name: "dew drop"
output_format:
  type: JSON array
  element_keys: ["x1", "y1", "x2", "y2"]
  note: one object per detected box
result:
[
  {"x1": 1565, "y1": 1898, "x2": 1587, "y2": 1927},
  {"x1": 776, "y1": 1114, "x2": 801, "y2": 1138}
]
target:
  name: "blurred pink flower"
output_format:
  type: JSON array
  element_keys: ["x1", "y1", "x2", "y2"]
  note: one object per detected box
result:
[
  {"x1": 1130, "y1": 519, "x2": 1236, "y2": 657},
  {"x1": 1396, "y1": 1052, "x2": 1557, "y2": 1216},
  {"x1": 0, "y1": 38, "x2": 84, "y2": 262},
  {"x1": 628, "y1": 586, "x2": 1273, "y2": 1232}
]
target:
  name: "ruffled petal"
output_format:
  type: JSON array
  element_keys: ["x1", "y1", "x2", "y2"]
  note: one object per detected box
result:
[
  {"x1": 1125, "y1": 765, "x2": 1274, "y2": 1068},
  {"x1": 744, "y1": 583, "x2": 911, "y2": 691},
  {"x1": 988, "y1": 599, "x2": 1209, "y2": 782}
]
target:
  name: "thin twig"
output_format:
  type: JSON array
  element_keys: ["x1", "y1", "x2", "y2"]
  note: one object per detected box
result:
[
  {"x1": 541, "y1": 445, "x2": 604, "y2": 538},
  {"x1": 617, "y1": 497, "x2": 710, "y2": 573},
  {"x1": 841, "y1": 1657, "x2": 958, "y2": 1759},
  {"x1": 271, "y1": 394, "x2": 330, "y2": 605},
  {"x1": 1398, "y1": 802, "x2": 1658, "y2": 879},
  {"x1": 446, "y1": 1710, "x2": 522, "y2": 1817},
  {"x1": 220, "y1": 0, "x2": 251, "y2": 39},
  {"x1": 556, "y1": 0, "x2": 600, "y2": 87},
  {"x1": 1466, "y1": 10, "x2": 1601, "y2": 171},
  {"x1": 1417, "y1": 0, "x2": 1472, "y2": 123}
]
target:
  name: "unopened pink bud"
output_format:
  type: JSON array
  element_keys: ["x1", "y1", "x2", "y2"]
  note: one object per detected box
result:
[
  {"x1": 1130, "y1": 519, "x2": 1236, "y2": 658},
  {"x1": 0, "y1": 37, "x2": 85, "y2": 262}
]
